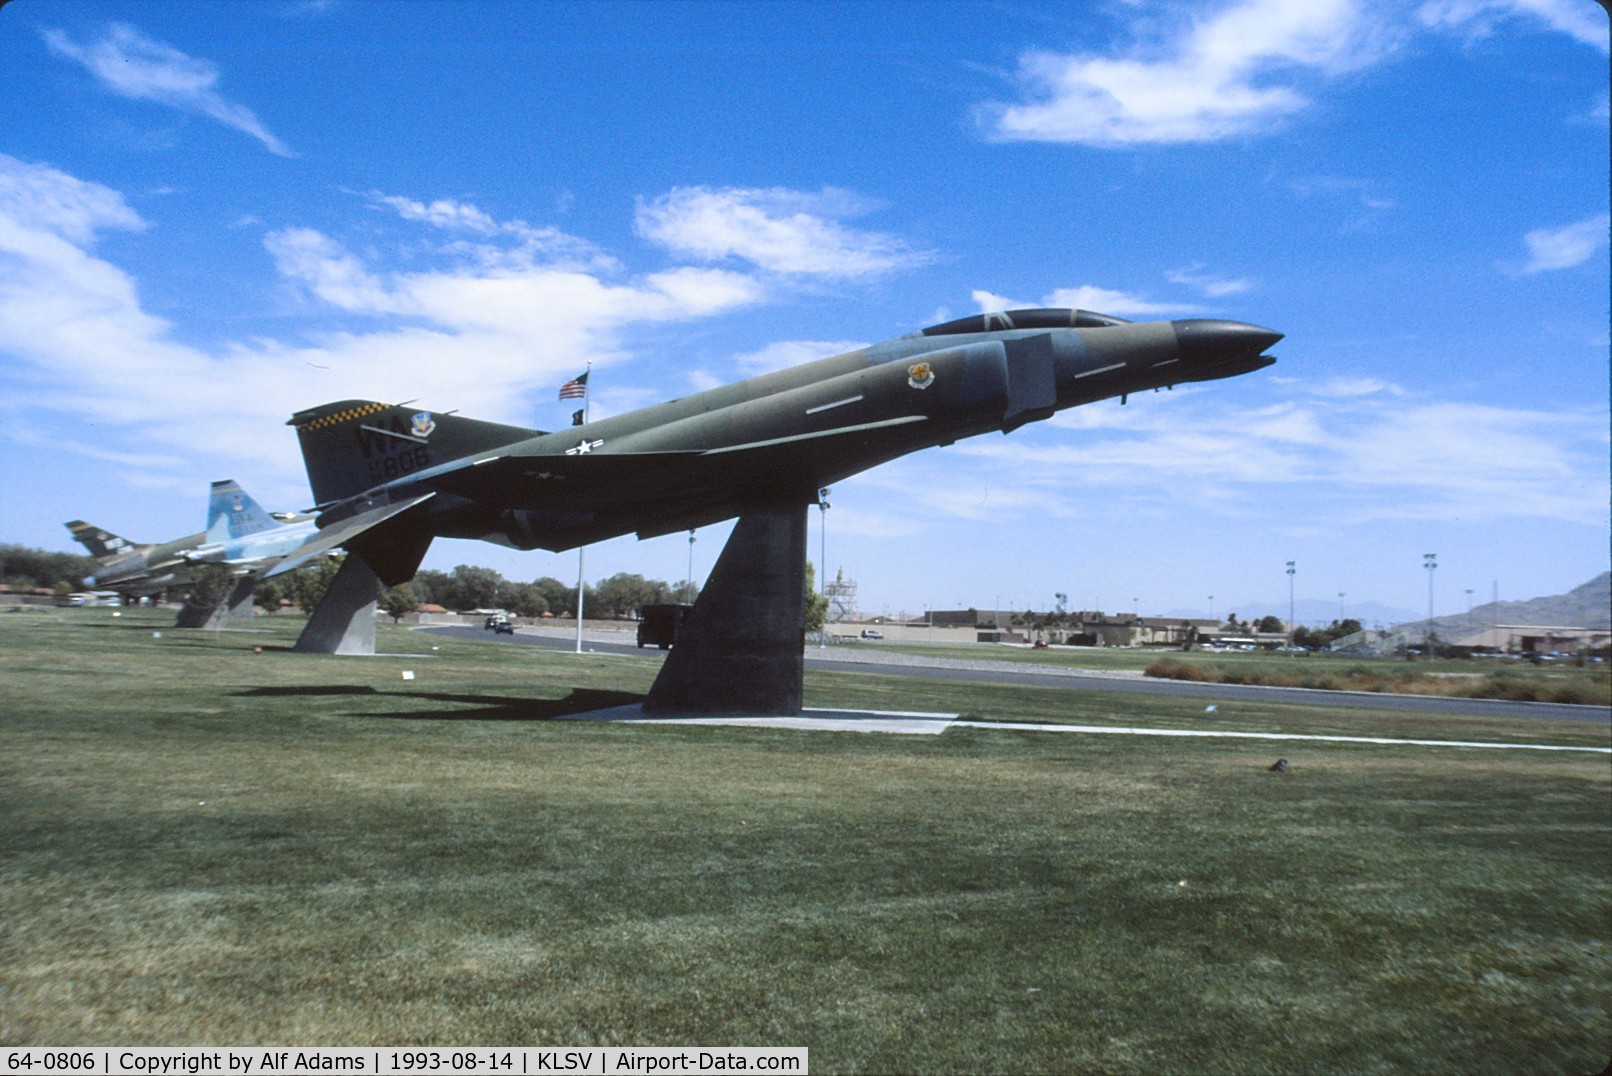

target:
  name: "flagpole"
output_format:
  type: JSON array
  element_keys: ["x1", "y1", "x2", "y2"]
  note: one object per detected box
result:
[{"x1": 575, "y1": 359, "x2": 591, "y2": 655}]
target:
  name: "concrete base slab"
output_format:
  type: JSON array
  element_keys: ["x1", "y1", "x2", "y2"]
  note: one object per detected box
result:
[
  {"x1": 565, "y1": 703, "x2": 958, "y2": 736},
  {"x1": 561, "y1": 706, "x2": 1609, "y2": 752}
]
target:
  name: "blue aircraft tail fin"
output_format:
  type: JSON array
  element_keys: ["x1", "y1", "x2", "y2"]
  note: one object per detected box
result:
[
  {"x1": 206, "y1": 480, "x2": 279, "y2": 543},
  {"x1": 287, "y1": 400, "x2": 546, "y2": 506}
]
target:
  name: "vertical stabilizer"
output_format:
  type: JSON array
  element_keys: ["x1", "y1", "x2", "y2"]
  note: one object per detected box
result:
[
  {"x1": 287, "y1": 400, "x2": 545, "y2": 506},
  {"x1": 65, "y1": 520, "x2": 136, "y2": 561},
  {"x1": 206, "y1": 480, "x2": 278, "y2": 543}
]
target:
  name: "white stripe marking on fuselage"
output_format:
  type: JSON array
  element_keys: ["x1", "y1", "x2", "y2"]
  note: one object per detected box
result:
[
  {"x1": 806, "y1": 394, "x2": 865, "y2": 415},
  {"x1": 705, "y1": 415, "x2": 927, "y2": 454},
  {"x1": 1075, "y1": 362, "x2": 1127, "y2": 379}
]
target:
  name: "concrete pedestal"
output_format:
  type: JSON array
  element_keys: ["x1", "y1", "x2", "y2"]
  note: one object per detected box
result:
[
  {"x1": 292, "y1": 555, "x2": 381, "y2": 654},
  {"x1": 175, "y1": 575, "x2": 258, "y2": 629},
  {"x1": 643, "y1": 499, "x2": 808, "y2": 715}
]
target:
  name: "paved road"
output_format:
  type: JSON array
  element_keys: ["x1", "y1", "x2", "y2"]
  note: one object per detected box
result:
[{"x1": 419, "y1": 626, "x2": 1612, "y2": 724}]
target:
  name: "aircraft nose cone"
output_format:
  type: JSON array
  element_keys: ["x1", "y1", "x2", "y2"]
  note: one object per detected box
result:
[{"x1": 1172, "y1": 319, "x2": 1284, "y2": 364}]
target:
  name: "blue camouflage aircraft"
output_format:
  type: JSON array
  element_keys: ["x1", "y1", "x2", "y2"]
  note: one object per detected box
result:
[{"x1": 68, "y1": 480, "x2": 323, "y2": 597}]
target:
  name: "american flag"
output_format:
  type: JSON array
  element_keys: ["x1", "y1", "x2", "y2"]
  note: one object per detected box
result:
[{"x1": 558, "y1": 371, "x2": 589, "y2": 400}]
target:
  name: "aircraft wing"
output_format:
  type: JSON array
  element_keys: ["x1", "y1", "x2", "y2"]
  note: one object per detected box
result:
[
  {"x1": 411, "y1": 450, "x2": 705, "y2": 508},
  {"x1": 262, "y1": 494, "x2": 435, "y2": 578},
  {"x1": 409, "y1": 416, "x2": 927, "y2": 509}
]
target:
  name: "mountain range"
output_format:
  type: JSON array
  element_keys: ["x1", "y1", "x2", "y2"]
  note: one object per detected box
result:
[{"x1": 1390, "y1": 572, "x2": 1610, "y2": 640}]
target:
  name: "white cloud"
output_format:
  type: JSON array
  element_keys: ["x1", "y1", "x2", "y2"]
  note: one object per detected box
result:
[
  {"x1": 973, "y1": 285, "x2": 1201, "y2": 318},
  {"x1": 937, "y1": 392, "x2": 1609, "y2": 527},
  {"x1": 374, "y1": 194, "x2": 500, "y2": 235},
  {"x1": 1419, "y1": 0, "x2": 1610, "y2": 53},
  {"x1": 0, "y1": 156, "x2": 146, "y2": 244},
  {"x1": 1166, "y1": 265, "x2": 1255, "y2": 297},
  {"x1": 1044, "y1": 285, "x2": 1202, "y2": 317},
  {"x1": 43, "y1": 24, "x2": 295, "y2": 157},
  {"x1": 635, "y1": 186, "x2": 933, "y2": 277},
  {"x1": 1287, "y1": 175, "x2": 1397, "y2": 216},
  {"x1": 368, "y1": 191, "x2": 617, "y2": 272},
  {"x1": 0, "y1": 157, "x2": 768, "y2": 497},
  {"x1": 1518, "y1": 214, "x2": 1610, "y2": 274},
  {"x1": 265, "y1": 227, "x2": 398, "y2": 314},
  {"x1": 981, "y1": 0, "x2": 1390, "y2": 146},
  {"x1": 731, "y1": 340, "x2": 867, "y2": 374},
  {"x1": 1307, "y1": 376, "x2": 1405, "y2": 397}
]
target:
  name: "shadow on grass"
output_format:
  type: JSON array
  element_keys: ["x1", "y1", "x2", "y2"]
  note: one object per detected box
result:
[{"x1": 234, "y1": 685, "x2": 644, "y2": 721}]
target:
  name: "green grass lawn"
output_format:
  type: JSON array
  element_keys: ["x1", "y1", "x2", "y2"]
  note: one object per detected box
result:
[{"x1": 3, "y1": 607, "x2": 1609, "y2": 1072}]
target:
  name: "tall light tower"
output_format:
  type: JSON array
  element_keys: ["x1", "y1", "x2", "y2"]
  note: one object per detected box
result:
[
  {"x1": 1423, "y1": 553, "x2": 1438, "y2": 657},
  {"x1": 817, "y1": 487, "x2": 830, "y2": 648},
  {"x1": 1338, "y1": 591, "x2": 1346, "y2": 626},
  {"x1": 686, "y1": 529, "x2": 696, "y2": 604},
  {"x1": 1286, "y1": 560, "x2": 1296, "y2": 654}
]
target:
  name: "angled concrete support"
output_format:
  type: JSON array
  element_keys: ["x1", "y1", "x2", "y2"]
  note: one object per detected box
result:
[
  {"x1": 174, "y1": 575, "x2": 258, "y2": 629},
  {"x1": 643, "y1": 499, "x2": 808, "y2": 716},
  {"x1": 174, "y1": 595, "x2": 217, "y2": 629},
  {"x1": 292, "y1": 555, "x2": 381, "y2": 654}
]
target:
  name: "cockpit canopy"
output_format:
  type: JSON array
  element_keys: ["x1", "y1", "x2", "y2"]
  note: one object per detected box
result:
[{"x1": 919, "y1": 308, "x2": 1132, "y2": 337}]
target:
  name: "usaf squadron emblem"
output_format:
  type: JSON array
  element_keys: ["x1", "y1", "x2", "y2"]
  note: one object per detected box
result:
[
  {"x1": 906, "y1": 362, "x2": 935, "y2": 390},
  {"x1": 410, "y1": 411, "x2": 437, "y2": 439}
]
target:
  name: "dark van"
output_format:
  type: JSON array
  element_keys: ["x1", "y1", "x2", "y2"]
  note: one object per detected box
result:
[{"x1": 637, "y1": 604, "x2": 691, "y2": 649}]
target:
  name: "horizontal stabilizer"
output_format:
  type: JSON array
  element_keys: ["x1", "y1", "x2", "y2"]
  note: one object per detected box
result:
[{"x1": 263, "y1": 494, "x2": 435, "y2": 579}]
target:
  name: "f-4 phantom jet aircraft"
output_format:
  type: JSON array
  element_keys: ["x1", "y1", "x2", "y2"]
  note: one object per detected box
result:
[
  {"x1": 281, "y1": 308, "x2": 1279, "y2": 710},
  {"x1": 278, "y1": 310, "x2": 1280, "y2": 588}
]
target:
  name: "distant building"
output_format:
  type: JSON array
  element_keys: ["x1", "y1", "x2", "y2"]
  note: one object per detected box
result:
[
  {"x1": 1453, "y1": 625, "x2": 1610, "y2": 655},
  {"x1": 1332, "y1": 623, "x2": 1608, "y2": 656},
  {"x1": 924, "y1": 608, "x2": 1223, "y2": 647}
]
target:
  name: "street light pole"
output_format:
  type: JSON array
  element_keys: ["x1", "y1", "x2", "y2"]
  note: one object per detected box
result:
[
  {"x1": 817, "y1": 487, "x2": 830, "y2": 648},
  {"x1": 1286, "y1": 561, "x2": 1296, "y2": 654},
  {"x1": 686, "y1": 529, "x2": 696, "y2": 604},
  {"x1": 1423, "y1": 553, "x2": 1437, "y2": 658},
  {"x1": 574, "y1": 358, "x2": 593, "y2": 655}
]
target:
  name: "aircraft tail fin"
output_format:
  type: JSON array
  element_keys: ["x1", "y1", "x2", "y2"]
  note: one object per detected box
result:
[
  {"x1": 287, "y1": 401, "x2": 546, "y2": 506},
  {"x1": 206, "y1": 480, "x2": 279, "y2": 542},
  {"x1": 65, "y1": 520, "x2": 136, "y2": 561}
]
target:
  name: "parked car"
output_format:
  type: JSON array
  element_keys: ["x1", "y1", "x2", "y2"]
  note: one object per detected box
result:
[
  {"x1": 493, "y1": 619, "x2": 515, "y2": 635},
  {"x1": 859, "y1": 629, "x2": 884, "y2": 640}
]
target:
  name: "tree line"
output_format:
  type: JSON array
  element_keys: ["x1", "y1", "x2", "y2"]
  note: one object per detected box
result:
[
  {"x1": 11, "y1": 540, "x2": 832, "y2": 632},
  {"x1": 252, "y1": 559, "x2": 702, "y2": 621},
  {"x1": 0, "y1": 544, "x2": 98, "y2": 593}
]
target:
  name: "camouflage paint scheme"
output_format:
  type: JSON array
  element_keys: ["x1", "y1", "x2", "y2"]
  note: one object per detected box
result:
[
  {"x1": 66, "y1": 481, "x2": 319, "y2": 596},
  {"x1": 281, "y1": 309, "x2": 1280, "y2": 587}
]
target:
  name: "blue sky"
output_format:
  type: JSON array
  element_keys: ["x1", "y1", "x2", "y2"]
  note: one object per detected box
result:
[{"x1": 2, "y1": 0, "x2": 1606, "y2": 625}]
